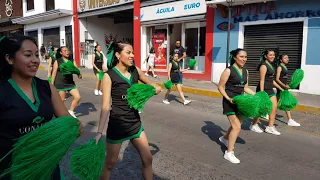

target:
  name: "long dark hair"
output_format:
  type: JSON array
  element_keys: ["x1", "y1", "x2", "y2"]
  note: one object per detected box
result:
[
  {"x1": 107, "y1": 41, "x2": 132, "y2": 69},
  {"x1": 55, "y1": 46, "x2": 67, "y2": 59},
  {"x1": 257, "y1": 48, "x2": 275, "y2": 71},
  {"x1": 94, "y1": 44, "x2": 101, "y2": 52},
  {"x1": 149, "y1": 47, "x2": 155, "y2": 53},
  {"x1": 229, "y1": 48, "x2": 245, "y2": 65},
  {"x1": 0, "y1": 35, "x2": 38, "y2": 80}
]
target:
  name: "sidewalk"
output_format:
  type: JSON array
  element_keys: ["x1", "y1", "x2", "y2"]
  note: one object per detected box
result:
[{"x1": 40, "y1": 64, "x2": 320, "y2": 115}]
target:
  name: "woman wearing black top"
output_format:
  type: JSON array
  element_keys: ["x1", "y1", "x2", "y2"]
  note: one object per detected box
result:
[
  {"x1": 275, "y1": 55, "x2": 300, "y2": 127},
  {"x1": 0, "y1": 35, "x2": 74, "y2": 179},
  {"x1": 218, "y1": 49, "x2": 255, "y2": 164},
  {"x1": 95, "y1": 42, "x2": 161, "y2": 180},
  {"x1": 250, "y1": 49, "x2": 284, "y2": 135},
  {"x1": 51, "y1": 47, "x2": 82, "y2": 118},
  {"x1": 92, "y1": 44, "x2": 105, "y2": 96}
]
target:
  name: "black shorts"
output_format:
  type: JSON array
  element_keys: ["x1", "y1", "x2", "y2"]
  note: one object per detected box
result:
[
  {"x1": 276, "y1": 88, "x2": 282, "y2": 98},
  {"x1": 256, "y1": 87, "x2": 276, "y2": 97},
  {"x1": 222, "y1": 98, "x2": 238, "y2": 116}
]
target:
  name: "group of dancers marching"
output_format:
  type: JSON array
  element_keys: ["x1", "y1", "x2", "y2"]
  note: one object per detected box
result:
[
  {"x1": 0, "y1": 34, "x2": 302, "y2": 180},
  {"x1": 218, "y1": 48, "x2": 300, "y2": 164}
]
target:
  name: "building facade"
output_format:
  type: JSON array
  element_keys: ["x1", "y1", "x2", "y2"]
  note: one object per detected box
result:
[
  {"x1": 0, "y1": 0, "x2": 24, "y2": 37},
  {"x1": 12, "y1": 0, "x2": 74, "y2": 58},
  {"x1": 212, "y1": 0, "x2": 320, "y2": 95}
]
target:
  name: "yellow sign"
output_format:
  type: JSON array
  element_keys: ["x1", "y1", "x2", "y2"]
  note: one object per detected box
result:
[{"x1": 79, "y1": 0, "x2": 132, "y2": 12}]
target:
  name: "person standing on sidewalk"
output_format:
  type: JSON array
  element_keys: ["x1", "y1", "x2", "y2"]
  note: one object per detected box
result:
[
  {"x1": 144, "y1": 47, "x2": 157, "y2": 78},
  {"x1": 250, "y1": 49, "x2": 284, "y2": 135},
  {"x1": 163, "y1": 53, "x2": 191, "y2": 105},
  {"x1": 275, "y1": 55, "x2": 300, "y2": 127},
  {"x1": 95, "y1": 41, "x2": 161, "y2": 180},
  {"x1": 172, "y1": 40, "x2": 186, "y2": 84},
  {"x1": 92, "y1": 44, "x2": 105, "y2": 96},
  {"x1": 51, "y1": 46, "x2": 82, "y2": 118},
  {"x1": 218, "y1": 48, "x2": 255, "y2": 164}
]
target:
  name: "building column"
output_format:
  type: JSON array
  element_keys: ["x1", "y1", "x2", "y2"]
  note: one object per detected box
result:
[
  {"x1": 37, "y1": 28, "x2": 44, "y2": 61},
  {"x1": 133, "y1": 0, "x2": 141, "y2": 68},
  {"x1": 204, "y1": 6, "x2": 214, "y2": 81},
  {"x1": 60, "y1": 26, "x2": 66, "y2": 46},
  {"x1": 72, "y1": 0, "x2": 80, "y2": 67}
]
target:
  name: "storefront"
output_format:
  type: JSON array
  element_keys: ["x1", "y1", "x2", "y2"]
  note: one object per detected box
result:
[
  {"x1": 140, "y1": 0, "x2": 214, "y2": 81},
  {"x1": 212, "y1": 0, "x2": 320, "y2": 95},
  {"x1": 0, "y1": 0, "x2": 24, "y2": 37},
  {"x1": 77, "y1": 0, "x2": 134, "y2": 69}
]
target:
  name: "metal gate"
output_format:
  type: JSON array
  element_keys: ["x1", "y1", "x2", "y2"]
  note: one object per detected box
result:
[
  {"x1": 244, "y1": 22, "x2": 303, "y2": 86},
  {"x1": 65, "y1": 25, "x2": 73, "y2": 59}
]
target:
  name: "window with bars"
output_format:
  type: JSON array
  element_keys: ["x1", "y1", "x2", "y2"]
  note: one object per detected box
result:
[
  {"x1": 27, "y1": 0, "x2": 34, "y2": 11},
  {"x1": 46, "y1": 0, "x2": 55, "y2": 11}
]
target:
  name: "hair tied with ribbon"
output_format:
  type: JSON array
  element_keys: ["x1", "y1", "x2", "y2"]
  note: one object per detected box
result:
[
  {"x1": 106, "y1": 41, "x2": 115, "y2": 69},
  {"x1": 260, "y1": 48, "x2": 267, "y2": 62},
  {"x1": 0, "y1": 36, "x2": 6, "y2": 42},
  {"x1": 229, "y1": 53, "x2": 233, "y2": 64}
]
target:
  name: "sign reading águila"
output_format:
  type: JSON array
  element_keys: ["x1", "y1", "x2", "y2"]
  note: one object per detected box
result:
[{"x1": 79, "y1": 0, "x2": 133, "y2": 12}]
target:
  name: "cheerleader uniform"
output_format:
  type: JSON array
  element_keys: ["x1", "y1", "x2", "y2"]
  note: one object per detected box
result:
[
  {"x1": 49, "y1": 52, "x2": 57, "y2": 76},
  {"x1": 106, "y1": 66, "x2": 143, "y2": 144},
  {"x1": 54, "y1": 58, "x2": 76, "y2": 92},
  {"x1": 223, "y1": 65, "x2": 248, "y2": 116},
  {"x1": 256, "y1": 61, "x2": 276, "y2": 97},
  {"x1": 0, "y1": 77, "x2": 62, "y2": 179},
  {"x1": 170, "y1": 61, "x2": 181, "y2": 84},
  {"x1": 93, "y1": 52, "x2": 103, "y2": 75},
  {"x1": 276, "y1": 64, "x2": 288, "y2": 97}
]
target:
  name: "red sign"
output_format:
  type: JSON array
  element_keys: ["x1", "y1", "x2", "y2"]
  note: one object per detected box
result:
[
  {"x1": 152, "y1": 33, "x2": 167, "y2": 69},
  {"x1": 79, "y1": 42, "x2": 85, "y2": 52}
]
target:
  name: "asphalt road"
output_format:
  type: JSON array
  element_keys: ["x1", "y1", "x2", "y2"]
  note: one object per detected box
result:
[{"x1": 37, "y1": 70, "x2": 320, "y2": 180}]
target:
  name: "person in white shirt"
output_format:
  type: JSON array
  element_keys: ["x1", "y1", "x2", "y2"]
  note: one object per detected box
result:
[{"x1": 144, "y1": 47, "x2": 157, "y2": 78}]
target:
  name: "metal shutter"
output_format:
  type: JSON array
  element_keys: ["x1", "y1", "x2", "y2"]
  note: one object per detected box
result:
[{"x1": 244, "y1": 22, "x2": 303, "y2": 87}]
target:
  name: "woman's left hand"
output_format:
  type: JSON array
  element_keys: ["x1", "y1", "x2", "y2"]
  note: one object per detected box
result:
[
  {"x1": 77, "y1": 120, "x2": 84, "y2": 137},
  {"x1": 78, "y1": 74, "x2": 83, "y2": 79},
  {"x1": 154, "y1": 84, "x2": 162, "y2": 95}
]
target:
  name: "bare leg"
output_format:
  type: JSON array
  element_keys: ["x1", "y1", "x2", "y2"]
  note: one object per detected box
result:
[
  {"x1": 285, "y1": 111, "x2": 292, "y2": 120},
  {"x1": 58, "y1": 91, "x2": 66, "y2": 101},
  {"x1": 164, "y1": 89, "x2": 171, "y2": 100},
  {"x1": 252, "y1": 117, "x2": 260, "y2": 125},
  {"x1": 131, "y1": 132, "x2": 153, "y2": 180},
  {"x1": 95, "y1": 75, "x2": 102, "y2": 90},
  {"x1": 268, "y1": 96, "x2": 278, "y2": 127},
  {"x1": 68, "y1": 88, "x2": 81, "y2": 111},
  {"x1": 150, "y1": 66, "x2": 156, "y2": 76},
  {"x1": 226, "y1": 115, "x2": 242, "y2": 152},
  {"x1": 223, "y1": 127, "x2": 232, "y2": 140},
  {"x1": 176, "y1": 84, "x2": 186, "y2": 101},
  {"x1": 100, "y1": 143, "x2": 122, "y2": 180}
]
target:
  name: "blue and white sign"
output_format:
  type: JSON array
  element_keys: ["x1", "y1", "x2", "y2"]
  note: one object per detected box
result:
[{"x1": 140, "y1": 0, "x2": 206, "y2": 22}]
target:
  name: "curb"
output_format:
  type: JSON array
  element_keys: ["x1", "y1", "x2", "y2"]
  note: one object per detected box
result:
[{"x1": 39, "y1": 66, "x2": 320, "y2": 115}]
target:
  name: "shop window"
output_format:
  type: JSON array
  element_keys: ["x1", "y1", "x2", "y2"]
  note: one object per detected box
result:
[
  {"x1": 27, "y1": 0, "x2": 34, "y2": 11},
  {"x1": 46, "y1": 0, "x2": 55, "y2": 11}
]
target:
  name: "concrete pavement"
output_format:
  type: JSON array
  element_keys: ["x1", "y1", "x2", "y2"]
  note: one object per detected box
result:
[{"x1": 36, "y1": 70, "x2": 320, "y2": 180}]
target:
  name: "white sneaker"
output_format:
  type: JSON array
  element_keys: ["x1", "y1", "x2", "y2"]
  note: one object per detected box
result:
[
  {"x1": 250, "y1": 124, "x2": 264, "y2": 133},
  {"x1": 265, "y1": 126, "x2": 281, "y2": 135},
  {"x1": 153, "y1": 75, "x2": 157, "y2": 78},
  {"x1": 145, "y1": 73, "x2": 149, "y2": 76},
  {"x1": 183, "y1": 100, "x2": 191, "y2": 105},
  {"x1": 94, "y1": 89, "x2": 99, "y2": 96},
  {"x1": 68, "y1": 110, "x2": 76, "y2": 118},
  {"x1": 288, "y1": 119, "x2": 300, "y2": 127},
  {"x1": 99, "y1": 90, "x2": 103, "y2": 95},
  {"x1": 224, "y1": 151, "x2": 240, "y2": 164},
  {"x1": 163, "y1": 99, "x2": 170, "y2": 104}
]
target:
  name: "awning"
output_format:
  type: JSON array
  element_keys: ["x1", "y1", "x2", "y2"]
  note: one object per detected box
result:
[
  {"x1": 78, "y1": 2, "x2": 133, "y2": 18},
  {"x1": 11, "y1": 9, "x2": 73, "y2": 25},
  {"x1": 206, "y1": 0, "x2": 275, "y2": 7},
  {"x1": 141, "y1": 14, "x2": 206, "y2": 26}
]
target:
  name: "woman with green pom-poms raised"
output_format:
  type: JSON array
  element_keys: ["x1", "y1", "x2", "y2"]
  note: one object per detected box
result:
[
  {"x1": 0, "y1": 35, "x2": 76, "y2": 179},
  {"x1": 275, "y1": 55, "x2": 300, "y2": 127},
  {"x1": 218, "y1": 48, "x2": 255, "y2": 164},
  {"x1": 51, "y1": 46, "x2": 82, "y2": 118},
  {"x1": 95, "y1": 41, "x2": 162, "y2": 180},
  {"x1": 250, "y1": 49, "x2": 284, "y2": 135},
  {"x1": 162, "y1": 53, "x2": 191, "y2": 105}
]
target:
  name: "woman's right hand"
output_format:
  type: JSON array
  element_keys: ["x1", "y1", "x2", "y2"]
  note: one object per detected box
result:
[
  {"x1": 228, "y1": 98, "x2": 234, "y2": 104},
  {"x1": 95, "y1": 132, "x2": 102, "y2": 144}
]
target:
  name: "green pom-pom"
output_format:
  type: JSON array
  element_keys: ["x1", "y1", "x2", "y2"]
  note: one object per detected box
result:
[
  {"x1": 70, "y1": 139, "x2": 106, "y2": 180},
  {"x1": 0, "y1": 116, "x2": 80, "y2": 180},
  {"x1": 278, "y1": 90, "x2": 298, "y2": 111},
  {"x1": 48, "y1": 76, "x2": 52, "y2": 83},
  {"x1": 60, "y1": 61, "x2": 81, "y2": 75},
  {"x1": 255, "y1": 91, "x2": 272, "y2": 117},
  {"x1": 163, "y1": 80, "x2": 172, "y2": 90},
  {"x1": 189, "y1": 59, "x2": 197, "y2": 69},
  {"x1": 98, "y1": 71, "x2": 104, "y2": 80},
  {"x1": 126, "y1": 84, "x2": 156, "y2": 111},
  {"x1": 232, "y1": 94, "x2": 259, "y2": 118},
  {"x1": 289, "y1": 69, "x2": 304, "y2": 89}
]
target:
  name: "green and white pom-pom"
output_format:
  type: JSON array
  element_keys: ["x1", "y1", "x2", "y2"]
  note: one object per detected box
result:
[
  {"x1": 60, "y1": 61, "x2": 81, "y2": 75},
  {"x1": 254, "y1": 91, "x2": 273, "y2": 117},
  {"x1": 163, "y1": 80, "x2": 173, "y2": 90},
  {"x1": 232, "y1": 94, "x2": 259, "y2": 118},
  {"x1": 189, "y1": 59, "x2": 197, "y2": 69},
  {"x1": 0, "y1": 116, "x2": 81, "y2": 180},
  {"x1": 70, "y1": 139, "x2": 106, "y2": 180},
  {"x1": 127, "y1": 84, "x2": 156, "y2": 111},
  {"x1": 278, "y1": 90, "x2": 298, "y2": 111},
  {"x1": 98, "y1": 71, "x2": 104, "y2": 80},
  {"x1": 289, "y1": 69, "x2": 304, "y2": 89}
]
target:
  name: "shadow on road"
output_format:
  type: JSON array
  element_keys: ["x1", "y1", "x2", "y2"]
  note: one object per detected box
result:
[
  {"x1": 167, "y1": 94, "x2": 189, "y2": 104},
  {"x1": 75, "y1": 102, "x2": 97, "y2": 117},
  {"x1": 201, "y1": 121, "x2": 246, "y2": 153}
]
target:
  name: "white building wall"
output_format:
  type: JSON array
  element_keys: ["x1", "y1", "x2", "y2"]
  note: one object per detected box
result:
[
  {"x1": 23, "y1": 0, "x2": 72, "y2": 17},
  {"x1": 79, "y1": 16, "x2": 133, "y2": 69}
]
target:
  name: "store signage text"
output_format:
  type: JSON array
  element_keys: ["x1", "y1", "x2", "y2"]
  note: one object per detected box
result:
[
  {"x1": 5, "y1": 0, "x2": 13, "y2": 17},
  {"x1": 79, "y1": 0, "x2": 132, "y2": 11},
  {"x1": 184, "y1": 2, "x2": 201, "y2": 10},
  {"x1": 156, "y1": 7, "x2": 174, "y2": 14}
]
